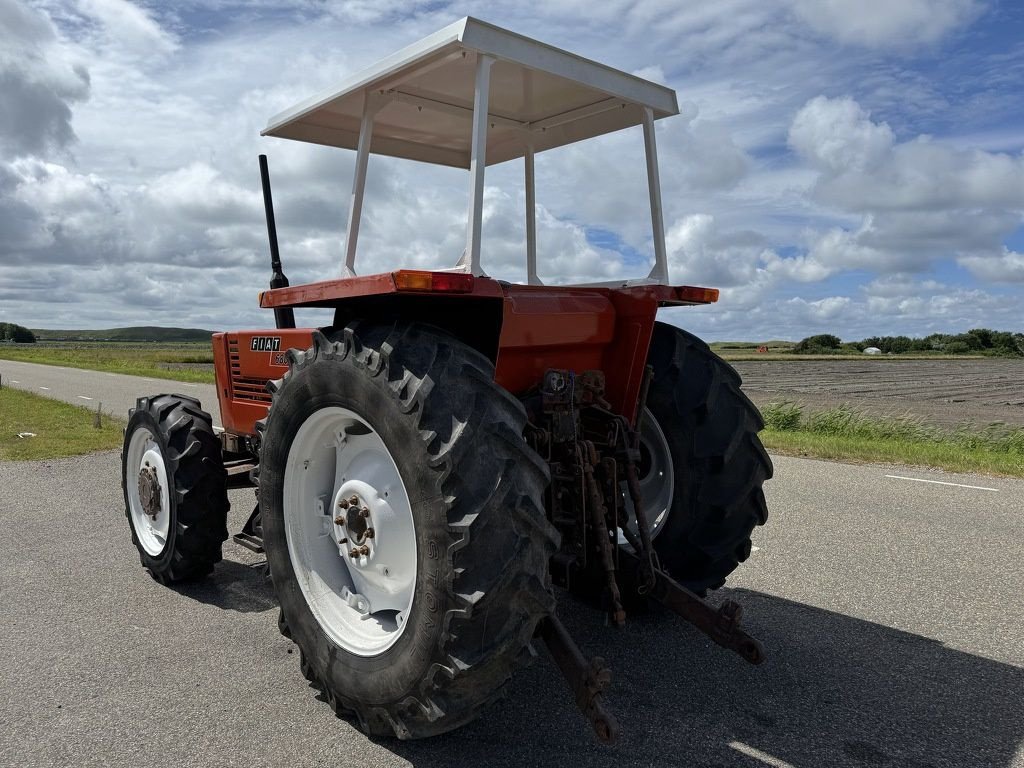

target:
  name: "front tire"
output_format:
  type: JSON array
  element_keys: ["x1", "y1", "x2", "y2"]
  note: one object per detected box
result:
[
  {"x1": 258, "y1": 323, "x2": 558, "y2": 739},
  {"x1": 640, "y1": 323, "x2": 772, "y2": 592},
  {"x1": 121, "y1": 394, "x2": 229, "y2": 583}
]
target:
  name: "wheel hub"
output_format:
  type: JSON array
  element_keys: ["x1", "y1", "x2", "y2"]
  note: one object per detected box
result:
[
  {"x1": 283, "y1": 406, "x2": 417, "y2": 656},
  {"x1": 333, "y1": 488, "x2": 378, "y2": 560},
  {"x1": 138, "y1": 465, "x2": 162, "y2": 519},
  {"x1": 125, "y1": 433, "x2": 172, "y2": 556}
]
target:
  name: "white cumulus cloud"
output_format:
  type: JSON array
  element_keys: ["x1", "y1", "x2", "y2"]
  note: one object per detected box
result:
[{"x1": 789, "y1": 0, "x2": 982, "y2": 48}]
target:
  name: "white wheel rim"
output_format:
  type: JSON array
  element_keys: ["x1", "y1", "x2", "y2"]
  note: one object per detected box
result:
[
  {"x1": 283, "y1": 406, "x2": 416, "y2": 656},
  {"x1": 620, "y1": 407, "x2": 675, "y2": 545},
  {"x1": 126, "y1": 426, "x2": 172, "y2": 556}
]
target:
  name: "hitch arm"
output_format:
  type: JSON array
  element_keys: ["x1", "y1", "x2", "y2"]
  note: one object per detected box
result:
[
  {"x1": 622, "y1": 552, "x2": 765, "y2": 665},
  {"x1": 538, "y1": 616, "x2": 620, "y2": 744}
]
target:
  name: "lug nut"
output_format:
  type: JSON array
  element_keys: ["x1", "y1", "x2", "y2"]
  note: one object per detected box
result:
[
  {"x1": 365, "y1": 528, "x2": 375, "y2": 539},
  {"x1": 334, "y1": 516, "x2": 345, "y2": 525},
  {"x1": 360, "y1": 507, "x2": 370, "y2": 518},
  {"x1": 338, "y1": 499, "x2": 349, "y2": 509},
  {"x1": 349, "y1": 495, "x2": 360, "y2": 507}
]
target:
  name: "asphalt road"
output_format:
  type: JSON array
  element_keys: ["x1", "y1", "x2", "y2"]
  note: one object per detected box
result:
[
  {"x1": 1, "y1": 364, "x2": 1022, "y2": 767},
  {"x1": 0, "y1": 359, "x2": 220, "y2": 425}
]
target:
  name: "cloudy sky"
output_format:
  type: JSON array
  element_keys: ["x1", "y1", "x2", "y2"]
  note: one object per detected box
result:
[{"x1": 1, "y1": 0, "x2": 1022, "y2": 340}]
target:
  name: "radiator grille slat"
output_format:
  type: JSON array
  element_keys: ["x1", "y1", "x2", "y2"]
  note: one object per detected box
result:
[
  {"x1": 231, "y1": 376, "x2": 273, "y2": 403},
  {"x1": 228, "y1": 339, "x2": 269, "y2": 403}
]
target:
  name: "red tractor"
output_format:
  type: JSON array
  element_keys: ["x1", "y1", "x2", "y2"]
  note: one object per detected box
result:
[{"x1": 121, "y1": 17, "x2": 771, "y2": 743}]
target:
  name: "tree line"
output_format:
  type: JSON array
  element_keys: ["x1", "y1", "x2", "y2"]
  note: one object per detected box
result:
[
  {"x1": 793, "y1": 329, "x2": 1024, "y2": 356},
  {"x1": 0, "y1": 323, "x2": 37, "y2": 343}
]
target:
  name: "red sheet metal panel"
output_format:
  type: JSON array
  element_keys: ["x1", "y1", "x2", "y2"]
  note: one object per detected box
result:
[
  {"x1": 222, "y1": 274, "x2": 718, "y2": 436},
  {"x1": 214, "y1": 328, "x2": 314, "y2": 435}
]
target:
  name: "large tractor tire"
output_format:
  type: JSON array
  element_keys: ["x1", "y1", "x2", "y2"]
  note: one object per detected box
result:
[
  {"x1": 257, "y1": 323, "x2": 558, "y2": 740},
  {"x1": 634, "y1": 322, "x2": 772, "y2": 593},
  {"x1": 121, "y1": 394, "x2": 230, "y2": 583}
]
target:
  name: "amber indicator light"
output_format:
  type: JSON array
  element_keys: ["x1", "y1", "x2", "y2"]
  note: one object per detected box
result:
[{"x1": 393, "y1": 270, "x2": 475, "y2": 293}]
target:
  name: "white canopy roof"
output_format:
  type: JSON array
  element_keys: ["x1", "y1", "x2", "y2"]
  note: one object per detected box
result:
[{"x1": 262, "y1": 17, "x2": 679, "y2": 168}]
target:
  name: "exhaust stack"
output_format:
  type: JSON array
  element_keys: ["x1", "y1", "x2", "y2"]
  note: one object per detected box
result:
[{"x1": 259, "y1": 154, "x2": 295, "y2": 329}]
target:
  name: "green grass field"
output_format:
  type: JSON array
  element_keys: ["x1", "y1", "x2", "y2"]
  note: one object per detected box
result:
[
  {"x1": 0, "y1": 339, "x2": 984, "y2": 381},
  {"x1": 0, "y1": 387, "x2": 124, "y2": 461},
  {"x1": 2, "y1": 339, "x2": 1018, "y2": 475},
  {"x1": 760, "y1": 402, "x2": 1024, "y2": 477},
  {"x1": 0, "y1": 342, "x2": 216, "y2": 383}
]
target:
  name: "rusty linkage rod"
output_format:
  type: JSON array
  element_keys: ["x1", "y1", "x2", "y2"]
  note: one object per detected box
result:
[
  {"x1": 578, "y1": 441, "x2": 626, "y2": 626},
  {"x1": 538, "y1": 615, "x2": 621, "y2": 744},
  {"x1": 621, "y1": 550, "x2": 765, "y2": 665},
  {"x1": 618, "y1": 422, "x2": 658, "y2": 593}
]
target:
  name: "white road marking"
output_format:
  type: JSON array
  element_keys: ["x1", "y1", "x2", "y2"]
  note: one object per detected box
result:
[
  {"x1": 885, "y1": 474, "x2": 999, "y2": 492},
  {"x1": 10, "y1": 380, "x2": 18, "y2": 384},
  {"x1": 729, "y1": 741, "x2": 796, "y2": 768},
  {"x1": 180, "y1": 382, "x2": 198, "y2": 388},
  {"x1": 77, "y1": 395, "x2": 93, "y2": 401},
  {"x1": 38, "y1": 386, "x2": 50, "y2": 390}
]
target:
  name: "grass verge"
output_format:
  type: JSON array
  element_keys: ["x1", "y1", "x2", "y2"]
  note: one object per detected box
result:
[
  {"x1": 0, "y1": 343, "x2": 215, "y2": 383},
  {"x1": 718, "y1": 352, "x2": 986, "y2": 361},
  {"x1": 760, "y1": 402, "x2": 1024, "y2": 477},
  {"x1": 0, "y1": 387, "x2": 124, "y2": 461}
]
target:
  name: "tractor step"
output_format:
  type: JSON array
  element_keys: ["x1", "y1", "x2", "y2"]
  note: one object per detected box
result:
[
  {"x1": 232, "y1": 531, "x2": 265, "y2": 553},
  {"x1": 232, "y1": 505, "x2": 265, "y2": 553},
  {"x1": 224, "y1": 458, "x2": 258, "y2": 489}
]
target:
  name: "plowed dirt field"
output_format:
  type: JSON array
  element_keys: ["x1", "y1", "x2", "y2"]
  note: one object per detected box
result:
[{"x1": 731, "y1": 358, "x2": 1024, "y2": 428}]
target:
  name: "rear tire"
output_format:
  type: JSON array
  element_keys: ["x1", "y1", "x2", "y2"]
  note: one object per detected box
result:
[
  {"x1": 121, "y1": 395, "x2": 230, "y2": 583},
  {"x1": 258, "y1": 323, "x2": 558, "y2": 739},
  {"x1": 642, "y1": 322, "x2": 772, "y2": 592}
]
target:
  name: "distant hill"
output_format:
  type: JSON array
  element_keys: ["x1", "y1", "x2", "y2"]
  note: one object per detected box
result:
[{"x1": 32, "y1": 326, "x2": 215, "y2": 343}]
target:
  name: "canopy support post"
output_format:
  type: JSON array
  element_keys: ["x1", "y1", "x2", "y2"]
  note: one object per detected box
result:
[
  {"x1": 344, "y1": 91, "x2": 383, "y2": 277},
  {"x1": 642, "y1": 107, "x2": 668, "y2": 282},
  {"x1": 464, "y1": 54, "x2": 494, "y2": 276},
  {"x1": 525, "y1": 141, "x2": 540, "y2": 285}
]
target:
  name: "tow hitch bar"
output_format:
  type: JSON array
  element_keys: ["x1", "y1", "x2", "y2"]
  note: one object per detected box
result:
[
  {"x1": 539, "y1": 615, "x2": 621, "y2": 744},
  {"x1": 627, "y1": 552, "x2": 766, "y2": 665},
  {"x1": 543, "y1": 555, "x2": 764, "y2": 743}
]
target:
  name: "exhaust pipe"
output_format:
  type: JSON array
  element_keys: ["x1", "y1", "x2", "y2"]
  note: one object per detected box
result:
[{"x1": 259, "y1": 154, "x2": 295, "y2": 329}]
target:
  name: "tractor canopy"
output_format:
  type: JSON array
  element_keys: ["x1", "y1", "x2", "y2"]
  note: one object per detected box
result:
[
  {"x1": 262, "y1": 17, "x2": 678, "y2": 168},
  {"x1": 260, "y1": 17, "x2": 680, "y2": 285}
]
